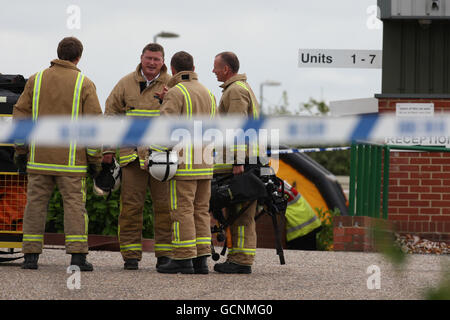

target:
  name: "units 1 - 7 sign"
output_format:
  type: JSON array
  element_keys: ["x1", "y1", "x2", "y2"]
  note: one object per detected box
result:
[{"x1": 298, "y1": 49, "x2": 382, "y2": 69}]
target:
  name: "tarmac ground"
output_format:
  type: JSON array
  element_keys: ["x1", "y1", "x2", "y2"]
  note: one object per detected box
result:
[{"x1": 0, "y1": 247, "x2": 448, "y2": 301}]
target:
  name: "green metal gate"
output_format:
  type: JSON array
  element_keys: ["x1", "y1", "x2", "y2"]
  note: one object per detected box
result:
[{"x1": 349, "y1": 142, "x2": 450, "y2": 219}]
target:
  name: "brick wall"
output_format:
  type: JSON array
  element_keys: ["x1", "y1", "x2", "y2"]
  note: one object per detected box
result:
[
  {"x1": 378, "y1": 98, "x2": 450, "y2": 243},
  {"x1": 255, "y1": 212, "x2": 287, "y2": 249},
  {"x1": 333, "y1": 216, "x2": 394, "y2": 252}
]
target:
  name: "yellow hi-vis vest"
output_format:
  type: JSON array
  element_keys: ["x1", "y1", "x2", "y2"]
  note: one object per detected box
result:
[{"x1": 285, "y1": 196, "x2": 321, "y2": 242}]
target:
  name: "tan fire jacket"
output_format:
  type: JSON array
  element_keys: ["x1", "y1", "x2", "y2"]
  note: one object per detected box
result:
[
  {"x1": 214, "y1": 74, "x2": 260, "y2": 174},
  {"x1": 160, "y1": 71, "x2": 217, "y2": 180},
  {"x1": 13, "y1": 59, "x2": 103, "y2": 176},
  {"x1": 104, "y1": 64, "x2": 171, "y2": 169}
]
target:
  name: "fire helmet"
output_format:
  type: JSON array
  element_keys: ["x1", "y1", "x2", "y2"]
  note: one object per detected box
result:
[
  {"x1": 93, "y1": 158, "x2": 121, "y2": 196},
  {"x1": 147, "y1": 150, "x2": 178, "y2": 182}
]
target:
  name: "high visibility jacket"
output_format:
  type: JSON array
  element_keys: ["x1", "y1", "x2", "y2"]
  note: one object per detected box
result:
[
  {"x1": 284, "y1": 181, "x2": 321, "y2": 242},
  {"x1": 104, "y1": 64, "x2": 171, "y2": 169},
  {"x1": 13, "y1": 59, "x2": 103, "y2": 176},
  {"x1": 214, "y1": 74, "x2": 260, "y2": 174},
  {"x1": 160, "y1": 71, "x2": 217, "y2": 180}
]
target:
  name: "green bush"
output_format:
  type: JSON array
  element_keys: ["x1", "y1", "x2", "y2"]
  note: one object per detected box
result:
[
  {"x1": 315, "y1": 207, "x2": 341, "y2": 251},
  {"x1": 299, "y1": 145, "x2": 350, "y2": 176},
  {"x1": 45, "y1": 176, "x2": 154, "y2": 238}
]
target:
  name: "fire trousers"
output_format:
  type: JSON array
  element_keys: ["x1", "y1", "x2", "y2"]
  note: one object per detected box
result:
[
  {"x1": 22, "y1": 174, "x2": 89, "y2": 254},
  {"x1": 168, "y1": 179, "x2": 212, "y2": 259},
  {"x1": 119, "y1": 159, "x2": 172, "y2": 260},
  {"x1": 226, "y1": 200, "x2": 257, "y2": 266}
]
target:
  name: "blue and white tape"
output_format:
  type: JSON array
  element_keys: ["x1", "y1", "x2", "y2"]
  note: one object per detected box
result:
[
  {"x1": 268, "y1": 147, "x2": 351, "y2": 156},
  {"x1": 1, "y1": 114, "x2": 450, "y2": 147}
]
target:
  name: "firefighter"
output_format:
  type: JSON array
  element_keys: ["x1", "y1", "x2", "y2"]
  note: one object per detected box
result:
[
  {"x1": 283, "y1": 181, "x2": 322, "y2": 250},
  {"x1": 156, "y1": 51, "x2": 217, "y2": 274},
  {"x1": 13, "y1": 37, "x2": 103, "y2": 271},
  {"x1": 212, "y1": 51, "x2": 260, "y2": 274},
  {"x1": 103, "y1": 43, "x2": 172, "y2": 270}
]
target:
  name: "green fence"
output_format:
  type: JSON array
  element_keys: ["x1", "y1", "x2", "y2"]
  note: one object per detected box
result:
[{"x1": 349, "y1": 142, "x2": 450, "y2": 219}]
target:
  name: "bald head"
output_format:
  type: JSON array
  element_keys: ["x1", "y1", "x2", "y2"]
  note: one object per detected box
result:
[{"x1": 213, "y1": 51, "x2": 240, "y2": 82}]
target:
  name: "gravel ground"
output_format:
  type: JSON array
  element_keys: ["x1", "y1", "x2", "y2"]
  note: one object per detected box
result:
[{"x1": 0, "y1": 247, "x2": 448, "y2": 300}]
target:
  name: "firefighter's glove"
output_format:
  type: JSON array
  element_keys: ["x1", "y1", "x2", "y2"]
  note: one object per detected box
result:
[{"x1": 14, "y1": 153, "x2": 27, "y2": 174}]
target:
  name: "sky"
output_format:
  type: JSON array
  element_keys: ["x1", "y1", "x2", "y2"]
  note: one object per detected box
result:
[{"x1": 0, "y1": 0, "x2": 383, "y2": 114}]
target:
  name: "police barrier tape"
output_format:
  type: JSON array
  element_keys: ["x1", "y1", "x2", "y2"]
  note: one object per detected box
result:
[
  {"x1": 1, "y1": 114, "x2": 450, "y2": 147},
  {"x1": 268, "y1": 146, "x2": 351, "y2": 156}
]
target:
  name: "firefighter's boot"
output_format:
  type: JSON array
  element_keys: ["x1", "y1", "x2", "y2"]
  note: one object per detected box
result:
[
  {"x1": 156, "y1": 256, "x2": 170, "y2": 268},
  {"x1": 214, "y1": 261, "x2": 251, "y2": 274},
  {"x1": 156, "y1": 258, "x2": 194, "y2": 274},
  {"x1": 70, "y1": 253, "x2": 94, "y2": 272},
  {"x1": 22, "y1": 253, "x2": 39, "y2": 270},
  {"x1": 124, "y1": 258, "x2": 139, "y2": 270},
  {"x1": 193, "y1": 256, "x2": 209, "y2": 274}
]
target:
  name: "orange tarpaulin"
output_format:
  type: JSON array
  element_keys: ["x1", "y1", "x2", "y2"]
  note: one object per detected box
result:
[{"x1": 0, "y1": 186, "x2": 26, "y2": 231}]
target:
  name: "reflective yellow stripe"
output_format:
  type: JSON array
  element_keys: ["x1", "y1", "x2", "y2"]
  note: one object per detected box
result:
[
  {"x1": 81, "y1": 177, "x2": 86, "y2": 203},
  {"x1": 65, "y1": 235, "x2": 88, "y2": 242},
  {"x1": 230, "y1": 145, "x2": 248, "y2": 152},
  {"x1": 84, "y1": 213, "x2": 89, "y2": 235},
  {"x1": 149, "y1": 144, "x2": 168, "y2": 152},
  {"x1": 213, "y1": 163, "x2": 233, "y2": 174},
  {"x1": 236, "y1": 81, "x2": 259, "y2": 120},
  {"x1": 32, "y1": 71, "x2": 44, "y2": 122},
  {"x1": 22, "y1": 234, "x2": 44, "y2": 242},
  {"x1": 170, "y1": 180, "x2": 177, "y2": 210},
  {"x1": 184, "y1": 144, "x2": 194, "y2": 170},
  {"x1": 126, "y1": 109, "x2": 160, "y2": 117},
  {"x1": 171, "y1": 224, "x2": 196, "y2": 247},
  {"x1": 27, "y1": 162, "x2": 87, "y2": 173},
  {"x1": 30, "y1": 142, "x2": 36, "y2": 163},
  {"x1": 69, "y1": 73, "x2": 85, "y2": 167},
  {"x1": 229, "y1": 248, "x2": 256, "y2": 255},
  {"x1": 87, "y1": 148, "x2": 100, "y2": 156},
  {"x1": 172, "y1": 240, "x2": 197, "y2": 248},
  {"x1": 82, "y1": 177, "x2": 88, "y2": 238},
  {"x1": 119, "y1": 153, "x2": 138, "y2": 165},
  {"x1": 238, "y1": 226, "x2": 245, "y2": 249},
  {"x1": 120, "y1": 244, "x2": 142, "y2": 251},
  {"x1": 213, "y1": 163, "x2": 233, "y2": 169},
  {"x1": 176, "y1": 83, "x2": 192, "y2": 119},
  {"x1": 30, "y1": 70, "x2": 44, "y2": 163},
  {"x1": 174, "y1": 168, "x2": 214, "y2": 177},
  {"x1": 208, "y1": 90, "x2": 216, "y2": 119},
  {"x1": 173, "y1": 221, "x2": 180, "y2": 242},
  {"x1": 196, "y1": 237, "x2": 211, "y2": 245},
  {"x1": 154, "y1": 244, "x2": 173, "y2": 251},
  {"x1": 71, "y1": 73, "x2": 84, "y2": 121}
]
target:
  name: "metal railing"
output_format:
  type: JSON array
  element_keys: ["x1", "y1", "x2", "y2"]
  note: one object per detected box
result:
[{"x1": 348, "y1": 142, "x2": 450, "y2": 219}]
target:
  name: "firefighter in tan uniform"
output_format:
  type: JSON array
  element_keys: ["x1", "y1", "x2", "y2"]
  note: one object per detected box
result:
[
  {"x1": 103, "y1": 43, "x2": 173, "y2": 270},
  {"x1": 157, "y1": 51, "x2": 217, "y2": 274},
  {"x1": 212, "y1": 51, "x2": 260, "y2": 274},
  {"x1": 13, "y1": 37, "x2": 103, "y2": 271}
]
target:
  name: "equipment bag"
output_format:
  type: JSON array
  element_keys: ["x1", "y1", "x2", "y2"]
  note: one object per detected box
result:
[{"x1": 210, "y1": 169, "x2": 267, "y2": 214}]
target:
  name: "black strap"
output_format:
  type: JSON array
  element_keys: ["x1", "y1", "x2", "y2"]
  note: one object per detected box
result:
[
  {"x1": 162, "y1": 151, "x2": 171, "y2": 182},
  {"x1": 139, "y1": 82, "x2": 146, "y2": 93}
]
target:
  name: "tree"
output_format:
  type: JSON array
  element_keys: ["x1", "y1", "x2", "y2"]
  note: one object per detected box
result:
[
  {"x1": 297, "y1": 98, "x2": 330, "y2": 116},
  {"x1": 267, "y1": 94, "x2": 349, "y2": 175}
]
